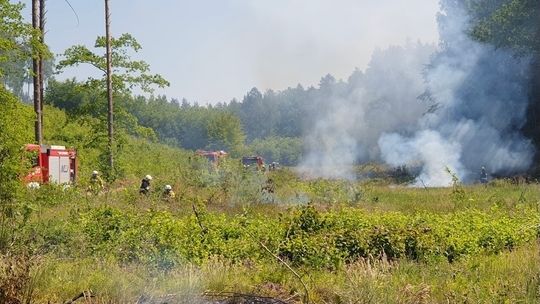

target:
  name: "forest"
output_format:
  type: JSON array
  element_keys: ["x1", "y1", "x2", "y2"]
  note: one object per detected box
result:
[
  {"x1": 1, "y1": 0, "x2": 540, "y2": 303},
  {"x1": 2, "y1": 0, "x2": 538, "y2": 174}
]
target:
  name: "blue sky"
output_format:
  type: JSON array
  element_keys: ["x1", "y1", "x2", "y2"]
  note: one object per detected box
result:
[{"x1": 18, "y1": 0, "x2": 440, "y2": 104}]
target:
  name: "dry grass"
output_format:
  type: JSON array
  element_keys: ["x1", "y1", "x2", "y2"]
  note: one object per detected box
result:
[
  {"x1": 0, "y1": 253, "x2": 36, "y2": 304},
  {"x1": 2, "y1": 241, "x2": 537, "y2": 303},
  {"x1": 7, "y1": 173, "x2": 540, "y2": 303}
]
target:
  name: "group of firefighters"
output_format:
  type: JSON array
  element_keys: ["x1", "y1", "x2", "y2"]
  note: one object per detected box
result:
[
  {"x1": 89, "y1": 171, "x2": 175, "y2": 199},
  {"x1": 87, "y1": 166, "x2": 490, "y2": 198}
]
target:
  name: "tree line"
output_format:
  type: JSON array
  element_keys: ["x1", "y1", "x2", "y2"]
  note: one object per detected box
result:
[{"x1": 1, "y1": 0, "x2": 539, "y2": 173}]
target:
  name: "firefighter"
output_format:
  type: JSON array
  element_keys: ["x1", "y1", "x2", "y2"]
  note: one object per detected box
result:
[
  {"x1": 139, "y1": 175, "x2": 152, "y2": 195},
  {"x1": 261, "y1": 178, "x2": 276, "y2": 203},
  {"x1": 162, "y1": 184, "x2": 176, "y2": 200},
  {"x1": 89, "y1": 170, "x2": 104, "y2": 194},
  {"x1": 480, "y1": 166, "x2": 488, "y2": 184},
  {"x1": 262, "y1": 178, "x2": 275, "y2": 194}
]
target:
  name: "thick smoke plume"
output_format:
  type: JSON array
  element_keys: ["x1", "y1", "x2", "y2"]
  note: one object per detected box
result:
[
  {"x1": 300, "y1": 3, "x2": 533, "y2": 186},
  {"x1": 298, "y1": 42, "x2": 435, "y2": 179}
]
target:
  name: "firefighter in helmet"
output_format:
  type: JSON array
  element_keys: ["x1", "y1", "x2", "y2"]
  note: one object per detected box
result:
[
  {"x1": 139, "y1": 175, "x2": 152, "y2": 195},
  {"x1": 480, "y1": 166, "x2": 488, "y2": 184},
  {"x1": 162, "y1": 184, "x2": 176, "y2": 200},
  {"x1": 89, "y1": 170, "x2": 104, "y2": 194}
]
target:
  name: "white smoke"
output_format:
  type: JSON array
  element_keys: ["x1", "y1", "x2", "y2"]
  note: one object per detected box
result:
[
  {"x1": 379, "y1": 4, "x2": 533, "y2": 186},
  {"x1": 298, "y1": 42, "x2": 436, "y2": 179},
  {"x1": 301, "y1": 3, "x2": 534, "y2": 186},
  {"x1": 378, "y1": 130, "x2": 465, "y2": 186},
  {"x1": 300, "y1": 98, "x2": 360, "y2": 179}
]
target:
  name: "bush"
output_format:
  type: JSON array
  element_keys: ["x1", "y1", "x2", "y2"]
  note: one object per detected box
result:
[{"x1": 29, "y1": 203, "x2": 539, "y2": 270}]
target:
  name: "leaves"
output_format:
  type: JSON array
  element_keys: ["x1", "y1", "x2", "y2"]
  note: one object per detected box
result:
[
  {"x1": 460, "y1": 0, "x2": 539, "y2": 54},
  {"x1": 57, "y1": 33, "x2": 170, "y2": 94},
  {"x1": 0, "y1": 0, "x2": 49, "y2": 80},
  {"x1": 0, "y1": 86, "x2": 33, "y2": 202},
  {"x1": 49, "y1": 202, "x2": 539, "y2": 270}
]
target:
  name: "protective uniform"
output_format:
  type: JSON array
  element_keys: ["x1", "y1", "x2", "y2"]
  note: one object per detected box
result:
[
  {"x1": 162, "y1": 185, "x2": 176, "y2": 199},
  {"x1": 480, "y1": 167, "x2": 488, "y2": 184},
  {"x1": 139, "y1": 175, "x2": 152, "y2": 195},
  {"x1": 89, "y1": 171, "x2": 104, "y2": 194}
]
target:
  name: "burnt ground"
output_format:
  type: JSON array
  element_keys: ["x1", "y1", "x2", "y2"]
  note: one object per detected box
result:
[{"x1": 134, "y1": 292, "x2": 292, "y2": 304}]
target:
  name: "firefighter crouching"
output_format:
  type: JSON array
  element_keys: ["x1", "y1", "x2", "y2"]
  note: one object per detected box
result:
[
  {"x1": 139, "y1": 175, "x2": 152, "y2": 195},
  {"x1": 162, "y1": 184, "x2": 176, "y2": 200},
  {"x1": 88, "y1": 170, "x2": 104, "y2": 194}
]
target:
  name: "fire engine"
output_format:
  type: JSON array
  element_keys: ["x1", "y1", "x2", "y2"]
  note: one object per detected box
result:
[
  {"x1": 23, "y1": 144, "x2": 77, "y2": 185},
  {"x1": 195, "y1": 150, "x2": 228, "y2": 166},
  {"x1": 241, "y1": 156, "x2": 265, "y2": 171}
]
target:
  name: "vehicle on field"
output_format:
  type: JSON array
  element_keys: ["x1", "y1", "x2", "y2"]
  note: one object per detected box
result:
[
  {"x1": 241, "y1": 156, "x2": 265, "y2": 171},
  {"x1": 23, "y1": 144, "x2": 77, "y2": 186},
  {"x1": 195, "y1": 150, "x2": 228, "y2": 167}
]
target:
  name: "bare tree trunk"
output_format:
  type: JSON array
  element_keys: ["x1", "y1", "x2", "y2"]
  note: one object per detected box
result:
[
  {"x1": 39, "y1": 0, "x2": 45, "y2": 136},
  {"x1": 524, "y1": 11, "x2": 540, "y2": 173},
  {"x1": 105, "y1": 0, "x2": 114, "y2": 177},
  {"x1": 32, "y1": 0, "x2": 42, "y2": 145}
]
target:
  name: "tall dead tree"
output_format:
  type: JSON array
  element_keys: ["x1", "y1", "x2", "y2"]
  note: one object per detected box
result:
[
  {"x1": 39, "y1": 0, "x2": 45, "y2": 130},
  {"x1": 105, "y1": 0, "x2": 114, "y2": 176},
  {"x1": 32, "y1": 0, "x2": 42, "y2": 144}
]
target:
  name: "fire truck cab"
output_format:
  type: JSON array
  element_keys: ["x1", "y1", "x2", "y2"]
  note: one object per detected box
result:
[{"x1": 23, "y1": 144, "x2": 77, "y2": 185}]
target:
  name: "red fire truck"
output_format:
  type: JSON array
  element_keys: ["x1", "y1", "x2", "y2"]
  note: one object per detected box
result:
[
  {"x1": 23, "y1": 144, "x2": 77, "y2": 185},
  {"x1": 195, "y1": 150, "x2": 228, "y2": 167},
  {"x1": 241, "y1": 156, "x2": 265, "y2": 171}
]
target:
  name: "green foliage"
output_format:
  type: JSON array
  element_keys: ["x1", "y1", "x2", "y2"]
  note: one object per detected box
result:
[
  {"x1": 0, "y1": 0, "x2": 49, "y2": 102},
  {"x1": 1, "y1": 117, "x2": 538, "y2": 301},
  {"x1": 55, "y1": 33, "x2": 170, "y2": 180},
  {"x1": 305, "y1": 179, "x2": 362, "y2": 205},
  {"x1": 223, "y1": 169, "x2": 268, "y2": 205},
  {"x1": 123, "y1": 94, "x2": 247, "y2": 153},
  {"x1": 45, "y1": 78, "x2": 94, "y2": 116},
  {"x1": 57, "y1": 33, "x2": 169, "y2": 94},
  {"x1": 246, "y1": 136, "x2": 303, "y2": 166},
  {"x1": 0, "y1": 86, "x2": 33, "y2": 201},
  {"x1": 0, "y1": 0, "x2": 31, "y2": 75},
  {"x1": 446, "y1": 166, "x2": 467, "y2": 206},
  {"x1": 25, "y1": 197, "x2": 539, "y2": 271},
  {"x1": 0, "y1": 85, "x2": 33, "y2": 250},
  {"x1": 466, "y1": 0, "x2": 539, "y2": 53},
  {"x1": 20, "y1": 242, "x2": 540, "y2": 303},
  {"x1": 44, "y1": 82, "x2": 158, "y2": 181},
  {"x1": 0, "y1": 0, "x2": 48, "y2": 249},
  {"x1": 206, "y1": 112, "x2": 245, "y2": 156},
  {"x1": 45, "y1": 79, "x2": 248, "y2": 160}
]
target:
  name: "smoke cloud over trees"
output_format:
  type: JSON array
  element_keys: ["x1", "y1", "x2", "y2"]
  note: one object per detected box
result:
[{"x1": 10, "y1": 0, "x2": 538, "y2": 185}]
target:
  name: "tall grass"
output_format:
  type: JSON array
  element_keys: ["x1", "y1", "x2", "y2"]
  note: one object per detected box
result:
[
  {"x1": 3, "y1": 144, "x2": 539, "y2": 303},
  {"x1": 22, "y1": 242, "x2": 540, "y2": 303}
]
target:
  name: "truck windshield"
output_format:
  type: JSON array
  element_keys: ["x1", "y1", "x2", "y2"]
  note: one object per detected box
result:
[{"x1": 242, "y1": 158, "x2": 258, "y2": 165}]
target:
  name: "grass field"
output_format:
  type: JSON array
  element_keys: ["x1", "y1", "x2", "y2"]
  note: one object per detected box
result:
[{"x1": 2, "y1": 165, "x2": 539, "y2": 303}]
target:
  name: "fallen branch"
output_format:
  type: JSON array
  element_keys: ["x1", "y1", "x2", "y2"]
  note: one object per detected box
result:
[
  {"x1": 252, "y1": 236, "x2": 310, "y2": 304},
  {"x1": 63, "y1": 290, "x2": 93, "y2": 304},
  {"x1": 204, "y1": 291, "x2": 289, "y2": 304}
]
